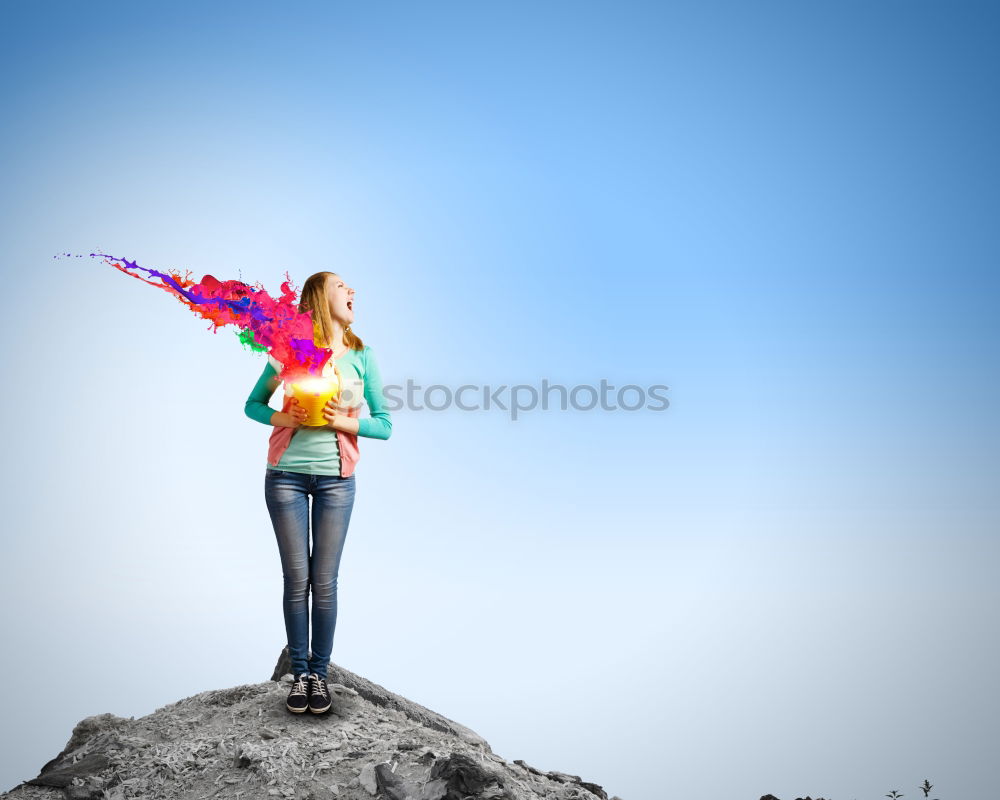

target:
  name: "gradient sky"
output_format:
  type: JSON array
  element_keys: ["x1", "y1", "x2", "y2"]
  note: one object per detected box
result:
[{"x1": 1, "y1": 2, "x2": 998, "y2": 799}]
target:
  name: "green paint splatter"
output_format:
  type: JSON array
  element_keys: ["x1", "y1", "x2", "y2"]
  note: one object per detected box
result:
[{"x1": 236, "y1": 327, "x2": 268, "y2": 352}]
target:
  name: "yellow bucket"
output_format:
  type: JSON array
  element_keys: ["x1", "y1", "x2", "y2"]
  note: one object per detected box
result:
[{"x1": 290, "y1": 374, "x2": 340, "y2": 426}]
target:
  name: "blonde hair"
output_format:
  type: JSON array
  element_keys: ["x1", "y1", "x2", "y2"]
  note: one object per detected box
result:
[{"x1": 298, "y1": 271, "x2": 364, "y2": 352}]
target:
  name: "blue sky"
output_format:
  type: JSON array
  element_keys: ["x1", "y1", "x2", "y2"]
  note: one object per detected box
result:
[{"x1": 1, "y1": 2, "x2": 998, "y2": 799}]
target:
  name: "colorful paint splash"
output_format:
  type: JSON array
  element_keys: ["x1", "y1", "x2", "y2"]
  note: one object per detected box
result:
[{"x1": 56, "y1": 252, "x2": 333, "y2": 383}]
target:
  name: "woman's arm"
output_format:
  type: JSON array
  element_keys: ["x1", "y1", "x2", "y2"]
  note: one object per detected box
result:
[
  {"x1": 357, "y1": 346, "x2": 392, "y2": 439},
  {"x1": 244, "y1": 360, "x2": 300, "y2": 428},
  {"x1": 327, "y1": 346, "x2": 393, "y2": 439}
]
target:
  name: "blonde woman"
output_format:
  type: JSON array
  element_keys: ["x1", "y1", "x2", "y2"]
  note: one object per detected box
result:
[{"x1": 244, "y1": 271, "x2": 392, "y2": 714}]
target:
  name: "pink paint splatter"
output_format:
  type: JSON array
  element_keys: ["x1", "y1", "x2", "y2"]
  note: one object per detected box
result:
[{"x1": 67, "y1": 252, "x2": 333, "y2": 383}]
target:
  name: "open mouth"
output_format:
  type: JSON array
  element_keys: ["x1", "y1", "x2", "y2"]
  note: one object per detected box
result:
[{"x1": 347, "y1": 300, "x2": 353, "y2": 311}]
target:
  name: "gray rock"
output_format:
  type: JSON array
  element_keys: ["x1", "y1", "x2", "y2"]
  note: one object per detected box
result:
[
  {"x1": 374, "y1": 761, "x2": 413, "y2": 800},
  {"x1": 359, "y1": 762, "x2": 378, "y2": 794},
  {"x1": 23, "y1": 753, "x2": 110, "y2": 789},
  {"x1": 1, "y1": 647, "x2": 620, "y2": 800},
  {"x1": 428, "y1": 752, "x2": 509, "y2": 799}
]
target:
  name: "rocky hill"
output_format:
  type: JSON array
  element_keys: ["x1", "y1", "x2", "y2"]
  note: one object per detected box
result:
[{"x1": 2, "y1": 648, "x2": 624, "y2": 800}]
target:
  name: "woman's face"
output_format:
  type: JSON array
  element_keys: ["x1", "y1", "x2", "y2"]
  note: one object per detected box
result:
[{"x1": 325, "y1": 273, "x2": 355, "y2": 326}]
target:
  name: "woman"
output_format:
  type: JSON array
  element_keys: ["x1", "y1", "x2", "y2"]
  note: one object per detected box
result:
[{"x1": 244, "y1": 271, "x2": 392, "y2": 715}]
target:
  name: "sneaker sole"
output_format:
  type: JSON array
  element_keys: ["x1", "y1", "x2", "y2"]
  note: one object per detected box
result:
[
  {"x1": 309, "y1": 701, "x2": 332, "y2": 714},
  {"x1": 286, "y1": 703, "x2": 309, "y2": 714}
]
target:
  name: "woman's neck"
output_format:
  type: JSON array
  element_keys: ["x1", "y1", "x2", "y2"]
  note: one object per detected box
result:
[{"x1": 326, "y1": 326, "x2": 347, "y2": 354}]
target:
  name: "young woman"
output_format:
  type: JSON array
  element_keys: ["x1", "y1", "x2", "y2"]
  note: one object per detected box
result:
[{"x1": 244, "y1": 271, "x2": 392, "y2": 714}]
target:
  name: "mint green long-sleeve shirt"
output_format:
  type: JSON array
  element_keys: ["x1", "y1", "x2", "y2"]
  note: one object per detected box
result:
[{"x1": 244, "y1": 345, "x2": 392, "y2": 475}]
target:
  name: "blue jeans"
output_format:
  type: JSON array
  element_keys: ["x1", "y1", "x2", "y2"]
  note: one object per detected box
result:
[{"x1": 264, "y1": 468, "x2": 356, "y2": 679}]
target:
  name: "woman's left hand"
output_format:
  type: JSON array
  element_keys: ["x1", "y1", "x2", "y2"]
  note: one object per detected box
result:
[{"x1": 322, "y1": 398, "x2": 354, "y2": 431}]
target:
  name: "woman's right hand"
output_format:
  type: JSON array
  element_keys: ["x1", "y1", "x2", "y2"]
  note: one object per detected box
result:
[
  {"x1": 287, "y1": 398, "x2": 309, "y2": 426},
  {"x1": 271, "y1": 399, "x2": 309, "y2": 428}
]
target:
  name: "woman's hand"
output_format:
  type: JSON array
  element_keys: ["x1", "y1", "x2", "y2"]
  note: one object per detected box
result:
[
  {"x1": 270, "y1": 398, "x2": 308, "y2": 428},
  {"x1": 322, "y1": 397, "x2": 354, "y2": 431},
  {"x1": 289, "y1": 398, "x2": 309, "y2": 426}
]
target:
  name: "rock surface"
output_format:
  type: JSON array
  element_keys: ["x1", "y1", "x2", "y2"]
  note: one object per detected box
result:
[{"x1": 1, "y1": 648, "x2": 625, "y2": 800}]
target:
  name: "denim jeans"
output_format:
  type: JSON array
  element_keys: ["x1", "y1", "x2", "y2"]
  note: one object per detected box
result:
[{"x1": 264, "y1": 468, "x2": 356, "y2": 679}]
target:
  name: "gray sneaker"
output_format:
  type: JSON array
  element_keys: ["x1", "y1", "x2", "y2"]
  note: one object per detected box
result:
[{"x1": 286, "y1": 673, "x2": 310, "y2": 714}]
